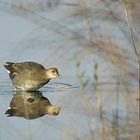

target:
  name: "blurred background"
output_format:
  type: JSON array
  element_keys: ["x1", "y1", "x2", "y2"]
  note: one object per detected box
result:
[{"x1": 0, "y1": 0, "x2": 140, "y2": 139}]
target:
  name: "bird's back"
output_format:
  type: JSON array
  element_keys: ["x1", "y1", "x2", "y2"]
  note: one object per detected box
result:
[
  {"x1": 4, "y1": 61, "x2": 46, "y2": 80},
  {"x1": 4, "y1": 62, "x2": 48, "y2": 91}
]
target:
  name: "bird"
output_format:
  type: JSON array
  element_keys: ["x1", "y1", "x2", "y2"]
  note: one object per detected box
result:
[
  {"x1": 5, "y1": 91, "x2": 61, "y2": 119},
  {"x1": 4, "y1": 61, "x2": 60, "y2": 91}
]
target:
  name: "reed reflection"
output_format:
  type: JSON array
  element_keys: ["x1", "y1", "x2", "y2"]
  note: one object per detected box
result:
[{"x1": 5, "y1": 91, "x2": 61, "y2": 119}]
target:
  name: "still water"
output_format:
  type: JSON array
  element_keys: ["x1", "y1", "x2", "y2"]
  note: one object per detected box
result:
[
  {"x1": 0, "y1": 76, "x2": 139, "y2": 140},
  {"x1": 0, "y1": 0, "x2": 140, "y2": 139}
]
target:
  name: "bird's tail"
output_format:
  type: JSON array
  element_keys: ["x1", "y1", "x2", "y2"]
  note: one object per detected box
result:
[
  {"x1": 5, "y1": 108, "x2": 15, "y2": 117},
  {"x1": 4, "y1": 62, "x2": 14, "y2": 71}
]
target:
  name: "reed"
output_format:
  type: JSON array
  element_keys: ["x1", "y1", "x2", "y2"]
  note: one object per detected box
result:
[
  {"x1": 120, "y1": 0, "x2": 140, "y2": 99},
  {"x1": 76, "y1": 58, "x2": 89, "y2": 88}
]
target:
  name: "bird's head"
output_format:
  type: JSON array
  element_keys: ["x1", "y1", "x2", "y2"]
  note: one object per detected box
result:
[{"x1": 46, "y1": 68, "x2": 60, "y2": 79}]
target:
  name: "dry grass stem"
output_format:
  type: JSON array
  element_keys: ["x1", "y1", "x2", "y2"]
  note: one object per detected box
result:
[{"x1": 120, "y1": 0, "x2": 140, "y2": 99}]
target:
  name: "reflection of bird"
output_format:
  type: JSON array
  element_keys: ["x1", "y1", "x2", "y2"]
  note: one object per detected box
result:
[
  {"x1": 5, "y1": 91, "x2": 61, "y2": 119},
  {"x1": 4, "y1": 61, "x2": 60, "y2": 91}
]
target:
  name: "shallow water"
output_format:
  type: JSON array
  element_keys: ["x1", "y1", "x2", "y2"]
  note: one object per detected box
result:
[
  {"x1": 0, "y1": 0, "x2": 140, "y2": 139},
  {"x1": 0, "y1": 76, "x2": 139, "y2": 140}
]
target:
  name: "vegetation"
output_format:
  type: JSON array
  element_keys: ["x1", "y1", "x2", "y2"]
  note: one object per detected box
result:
[{"x1": 0, "y1": 0, "x2": 139, "y2": 139}]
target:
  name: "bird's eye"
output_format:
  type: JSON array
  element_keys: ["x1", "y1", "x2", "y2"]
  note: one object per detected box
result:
[{"x1": 52, "y1": 70, "x2": 55, "y2": 73}]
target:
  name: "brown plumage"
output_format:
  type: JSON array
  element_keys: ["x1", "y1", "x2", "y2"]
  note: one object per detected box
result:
[
  {"x1": 4, "y1": 61, "x2": 60, "y2": 91},
  {"x1": 5, "y1": 91, "x2": 61, "y2": 119}
]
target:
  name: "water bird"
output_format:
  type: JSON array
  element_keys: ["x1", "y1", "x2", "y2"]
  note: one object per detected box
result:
[
  {"x1": 4, "y1": 61, "x2": 60, "y2": 91},
  {"x1": 5, "y1": 91, "x2": 61, "y2": 119}
]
